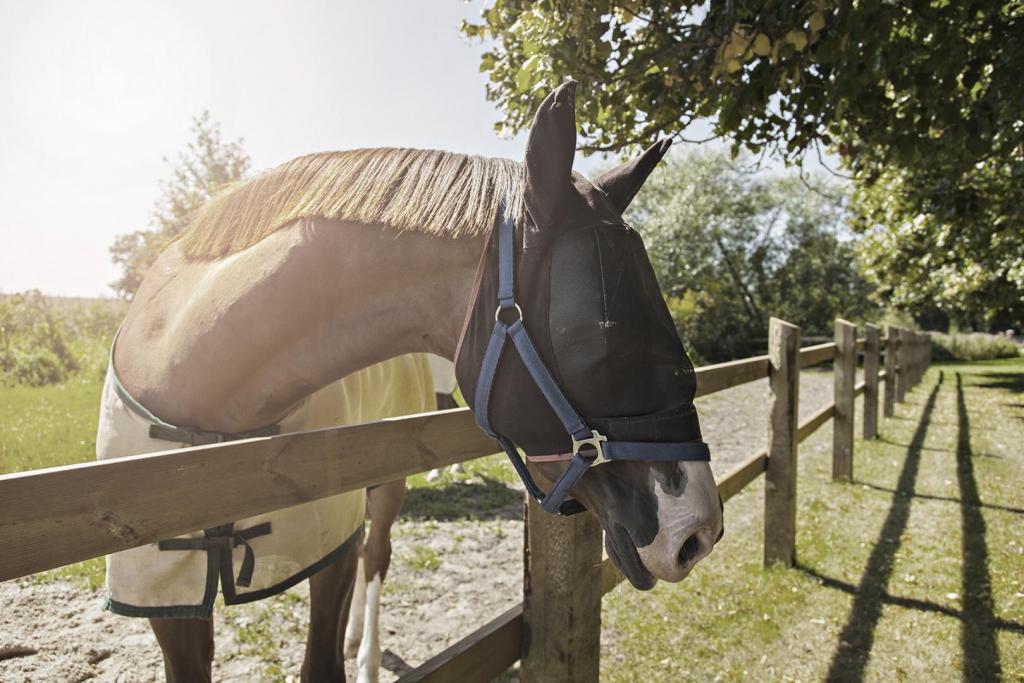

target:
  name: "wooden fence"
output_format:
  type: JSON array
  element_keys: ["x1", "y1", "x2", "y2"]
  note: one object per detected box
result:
[{"x1": 0, "y1": 320, "x2": 932, "y2": 682}]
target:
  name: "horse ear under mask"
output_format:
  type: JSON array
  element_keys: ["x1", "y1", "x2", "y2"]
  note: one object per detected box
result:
[
  {"x1": 523, "y1": 80, "x2": 578, "y2": 228},
  {"x1": 593, "y1": 138, "x2": 673, "y2": 214}
]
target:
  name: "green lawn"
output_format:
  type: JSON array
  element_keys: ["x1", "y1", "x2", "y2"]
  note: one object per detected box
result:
[
  {"x1": 0, "y1": 379, "x2": 107, "y2": 587},
  {"x1": 602, "y1": 357, "x2": 1024, "y2": 681},
  {"x1": 0, "y1": 379, "x2": 102, "y2": 473}
]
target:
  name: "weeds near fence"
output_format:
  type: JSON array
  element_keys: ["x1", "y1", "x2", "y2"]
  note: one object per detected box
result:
[{"x1": 931, "y1": 332, "x2": 1020, "y2": 362}]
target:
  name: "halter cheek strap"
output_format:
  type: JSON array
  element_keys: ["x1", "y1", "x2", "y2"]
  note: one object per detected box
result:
[{"x1": 472, "y1": 207, "x2": 711, "y2": 516}]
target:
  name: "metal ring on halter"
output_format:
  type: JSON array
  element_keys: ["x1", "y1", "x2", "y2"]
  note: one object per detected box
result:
[{"x1": 494, "y1": 303, "x2": 524, "y2": 323}]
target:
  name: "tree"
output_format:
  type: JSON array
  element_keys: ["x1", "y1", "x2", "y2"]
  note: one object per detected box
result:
[
  {"x1": 851, "y1": 156, "x2": 1024, "y2": 331},
  {"x1": 463, "y1": 1, "x2": 1023, "y2": 327},
  {"x1": 627, "y1": 149, "x2": 876, "y2": 361},
  {"x1": 110, "y1": 112, "x2": 250, "y2": 298}
]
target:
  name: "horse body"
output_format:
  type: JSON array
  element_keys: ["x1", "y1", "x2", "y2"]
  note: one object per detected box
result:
[
  {"x1": 109, "y1": 81, "x2": 722, "y2": 681},
  {"x1": 112, "y1": 221, "x2": 481, "y2": 681},
  {"x1": 115, "y1": 221, "x2": 482, "y2": 433}
]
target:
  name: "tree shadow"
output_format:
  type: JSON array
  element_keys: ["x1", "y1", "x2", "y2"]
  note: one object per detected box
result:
[
  {"x1": 824, "y1": 372, "x2": 943, "y2": 682},
  {"x1": 954, "y1": 372, "x2": 1001, "y2": 680},
  {"x1": 400, "y1": 475, "x2": 522, "y2": 522}
]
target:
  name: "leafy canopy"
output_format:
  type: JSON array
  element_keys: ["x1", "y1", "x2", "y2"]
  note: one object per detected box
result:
[
  {"x1": 463, "y1": 1, "x2": 1023, "y2": 328},
  {"x1": 110, "y1": 112, "x2": 249, "y2": 298},
  {"x1": 464, "y1": 1, "x2": 1020, "y2": 165}
]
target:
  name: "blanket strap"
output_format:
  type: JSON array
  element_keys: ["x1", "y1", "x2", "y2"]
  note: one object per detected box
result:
[{"x1": 158, "y1": 522, "x2": 272, "y2": 587}]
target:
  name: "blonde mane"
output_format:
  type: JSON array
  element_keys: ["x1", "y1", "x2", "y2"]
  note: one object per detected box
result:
[{"x1": 177, "y1": 148, "x2": 524, "y2": 260}]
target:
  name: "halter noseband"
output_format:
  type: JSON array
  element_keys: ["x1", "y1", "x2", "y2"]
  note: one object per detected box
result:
[{"x1": 471, "y1": 207, "x2": 711, "y2": 516}]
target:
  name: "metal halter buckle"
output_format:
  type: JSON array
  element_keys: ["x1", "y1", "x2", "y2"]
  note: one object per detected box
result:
[{"x1": 571, "y1": 430, "x2": 608, "y2": 460}]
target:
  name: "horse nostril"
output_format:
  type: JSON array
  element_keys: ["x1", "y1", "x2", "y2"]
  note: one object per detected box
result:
[{"x1": 678, "y1": 532, "x2": 703, "y2": 566}]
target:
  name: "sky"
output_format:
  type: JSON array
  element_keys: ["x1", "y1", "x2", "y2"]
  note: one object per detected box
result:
[{"x1": 1, "y1": 0, "x2": 627, "y2": 298}]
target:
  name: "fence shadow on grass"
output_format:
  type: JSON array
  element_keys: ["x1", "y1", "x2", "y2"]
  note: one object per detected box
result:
[
  {"x1": 812, "y1": 371, "x2": 1010, "y2": 682},
  {"x1": 400, "y1": 475, "x2": 522, "y2": 522},
  {"x1": 853, "y1": 480, "x2": 1024, "y2": 516},
  {"x1": 954, "y1": 372, "x2": 1001, "y2": 681},
  {"x1": 974, "y1": 372, "x2": 1024, "y2": 394},
  {"x1": 822, "y1": 372, "x2": 943, "y2": 683}
]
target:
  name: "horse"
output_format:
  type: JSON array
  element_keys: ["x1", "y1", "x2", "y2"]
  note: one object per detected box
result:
[
  {"x1": 424, "y1": 355, "x2": 464, "y2": 482},
  {"x1": 342, "y1": 357, "x2": 458, "y2": 676},
  {"x1": 103, "y1": 80, "x2": 723, "y2": 681}
]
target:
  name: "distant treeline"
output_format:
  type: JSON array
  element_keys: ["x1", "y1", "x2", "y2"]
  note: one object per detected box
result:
[{"x1": 0, "y1": 292, "x2": 124, "y2": 386}]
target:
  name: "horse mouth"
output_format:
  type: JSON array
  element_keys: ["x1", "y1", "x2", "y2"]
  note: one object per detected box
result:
[{"x1": 606, "y1": 523, "x2": 656, "y2": 590}]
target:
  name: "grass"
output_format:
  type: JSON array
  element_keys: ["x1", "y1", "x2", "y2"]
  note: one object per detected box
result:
[
  {"x1": 0, "y1": 379, "x2": 107, "y2": 587},
  {"x1": 402, "y1": 545, "x2": 442, "y2": 572},
  {"x1": 0, "y1": 379, "x2": 102, "y2": 473},
  {"x1": 602, "y1": 357, "x2": 1024, "y2": 681},
  {"x1": 221, "y1": 590, "x2": 307, "y2": 680}
]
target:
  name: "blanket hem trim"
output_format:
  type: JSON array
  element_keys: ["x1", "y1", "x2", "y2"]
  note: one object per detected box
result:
[{"x1": 104, "y1": 524, "x2": 364, "y2": 619}]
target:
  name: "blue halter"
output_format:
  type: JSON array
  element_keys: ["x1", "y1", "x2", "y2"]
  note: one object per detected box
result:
[{"x1": 472, "y1": 208, "x2": 711, "y2": 516}]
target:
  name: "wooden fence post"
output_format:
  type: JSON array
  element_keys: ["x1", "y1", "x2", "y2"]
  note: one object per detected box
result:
[
  {"x1": 832, "y1": 319, "x2": 857, "y2": 481},
  {"x1": 924, "y1": 332, "x2": 931, "y2": 375},
  {"x1": 896, "y1": 328, "x2": 910, "y2": 403},
  {"x1": 884, "y1": 325, "x2": 897, "y2": 418},
  {"x1": 913, "y1": 332, "x2": 922, "y2": 387},
  {"x1": 863, "y1": 324, "x2": 880, "y2": 440},
  {"x1": 521, "y1": 490, "x2": 602, "y2": 682},
  {"x1": 765, "y1": 317, "x2": 800, "y2": 567},
  {"x1": 917, "y1": 332, "x2": 928, "y2": 385},
  {"x1": 913, "y1": 331, "x2": 921, "y2": 389}
]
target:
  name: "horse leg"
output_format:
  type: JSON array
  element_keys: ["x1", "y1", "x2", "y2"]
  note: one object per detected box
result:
[
  {"x1": 355, "y1": 479, "x2": 406, "y2": 683},
  {"x1": 426, "y1": 393, "x2": 459, "y2": 481},
  {"x1": 149, "y1": 617, "x2": 214, "y2": 683},
  {"x1": 342, "y1": 549, "x2": 367, "y2": 658},
  {"x1": 302, "y1": 543, "x2": 359, "y2": 682}
]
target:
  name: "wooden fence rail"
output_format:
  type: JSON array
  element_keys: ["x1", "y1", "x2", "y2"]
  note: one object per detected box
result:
[
  {"x1": 0, "y1": 320, "x2": 930, "y2": 682},
  {"x1": 0, "y1": 409, "x2": 498, "y2": 581},
  {"x1": 401, "y1": 321, "x2": 929, "y2": 681}
]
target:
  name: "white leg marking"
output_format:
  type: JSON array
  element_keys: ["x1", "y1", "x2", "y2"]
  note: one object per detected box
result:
[
  {"x1": 343, "y1": 556, "x2": 366, "y2": 659},
  {"x1": 356, "y1": 572, "x2": 383, "y2": 683}
]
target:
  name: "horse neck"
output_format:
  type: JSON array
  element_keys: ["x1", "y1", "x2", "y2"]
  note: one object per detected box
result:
[{"x1": 117, "y1": 218, "x2": 485, "y2": 432}]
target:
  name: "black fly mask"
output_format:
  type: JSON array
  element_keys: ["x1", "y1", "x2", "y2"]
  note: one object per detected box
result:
[{"x1": 454, "y1": 85, "x2": 710, "y2": 516}]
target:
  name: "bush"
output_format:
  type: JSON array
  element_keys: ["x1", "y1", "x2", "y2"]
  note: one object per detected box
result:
[
  {"x1": 0, "y1": 291, "x2": 123, "y2": 386},
  {"x1": 930, "y1": 332, "x2": 1021, "y2": 361}
]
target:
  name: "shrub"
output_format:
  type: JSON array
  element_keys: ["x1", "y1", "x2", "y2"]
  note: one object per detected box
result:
[
  {"x1": 0, "y1": 291, "x2": 122, "y2": 386},
  {"x1": 930, "y1": 332, "x2": 1021, "y2": 362}
]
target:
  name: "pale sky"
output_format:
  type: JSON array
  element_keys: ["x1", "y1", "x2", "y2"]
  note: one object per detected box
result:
[{"x1": 1, "y1": 0, "x2": 620, "y2": 298}]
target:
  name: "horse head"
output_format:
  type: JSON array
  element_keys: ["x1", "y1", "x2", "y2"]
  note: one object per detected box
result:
[{"x1": 456, "y1": 81, "x2": 723, "y2": 589}]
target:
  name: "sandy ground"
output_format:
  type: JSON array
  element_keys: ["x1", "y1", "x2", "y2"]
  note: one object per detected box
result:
[{"x1": 0, "y1": 370, "x2": 842, "y2": 682}]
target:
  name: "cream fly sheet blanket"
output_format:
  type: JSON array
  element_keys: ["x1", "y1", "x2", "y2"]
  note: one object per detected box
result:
[{"x1": 96, "y1": 355, "x2": 434, "y2": 618}]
